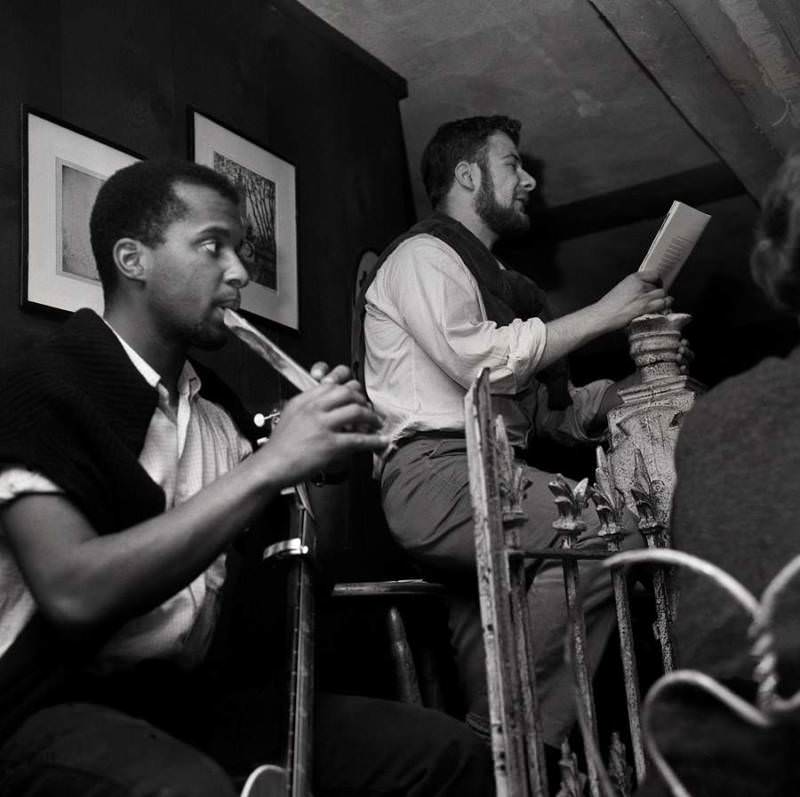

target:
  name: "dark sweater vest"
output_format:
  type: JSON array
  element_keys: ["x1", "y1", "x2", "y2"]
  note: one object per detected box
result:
[
  {"x1": 0, "y1": 309, "x2": 257, "y2": 741},
  {"x1": 351, "y1": 211, "x2": 571, "y2": 410}
]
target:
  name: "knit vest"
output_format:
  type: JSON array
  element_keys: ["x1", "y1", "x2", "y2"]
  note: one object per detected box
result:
[{"x1": 0, "y1": 309, "x2": 257, "y2": 741}]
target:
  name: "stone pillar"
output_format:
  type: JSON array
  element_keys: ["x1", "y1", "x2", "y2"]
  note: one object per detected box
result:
[{"x1": 607, "y1": 312, "x2": 701, "y2": 525}]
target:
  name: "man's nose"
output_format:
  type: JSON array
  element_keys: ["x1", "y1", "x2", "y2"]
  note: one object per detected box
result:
[
  {"x1": 226, "y1": 252, "x2": 250, "y2": 289},
  {"x1": 519, "y1": 168, "x2": 536, "y2": 192}
]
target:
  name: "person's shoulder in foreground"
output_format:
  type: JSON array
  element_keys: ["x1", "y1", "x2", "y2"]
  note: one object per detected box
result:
[{"x1": 638, "y1": 154, "x2": 800, "y2": 797}]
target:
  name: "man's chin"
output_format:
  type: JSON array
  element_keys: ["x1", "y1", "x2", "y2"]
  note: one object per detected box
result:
[
  {"x1": 499, "y1": 211, "x2": 530, "y2": 238},
  {"x1": 192, "y1": 338, "x2": 227, "y2": 351},
  {"x1": 513, "y1": 211, "x2": 531, "y2": 232},
  {"x1": 480, "y1": 204, "x2": 530, "y2": 239},
  {"x1": 190, "y1": 325, "x2": 228, "y2": 350}
]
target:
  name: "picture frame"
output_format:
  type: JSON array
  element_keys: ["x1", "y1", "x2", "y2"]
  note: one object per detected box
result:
[
  {"x1": 190, "y1": 109, "x2": 298, "y2": 331},
  {"x1": 21, "y1": 106, "x2": 141, "y2": 315}
]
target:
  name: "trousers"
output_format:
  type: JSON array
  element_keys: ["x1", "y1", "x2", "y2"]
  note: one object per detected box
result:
[
  {"x1": 0, "y1": 668, "x2": 494, "y2": 797},
  {"x1": 381, "y1": 437, "x2": 642, "y2": 746}
]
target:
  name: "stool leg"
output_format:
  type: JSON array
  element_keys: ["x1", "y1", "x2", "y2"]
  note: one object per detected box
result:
[
  {"x1": 386, "y1": 605, "x2": 422, "y2": 705},
  {"x1": 414, "y1": 643, "x2": 445, "y2": 710}
]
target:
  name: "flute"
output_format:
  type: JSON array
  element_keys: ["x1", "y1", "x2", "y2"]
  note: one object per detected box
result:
[
  {"x1": 223, "y1": 308, "x2": 318, "y2": 392},
  {"x1": 224, "y1": 308, "x2": 395, "y2": 472}
]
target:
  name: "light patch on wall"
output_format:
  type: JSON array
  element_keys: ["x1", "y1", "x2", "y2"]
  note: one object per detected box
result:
[{"x1": 572, "y1": 88, "x2": 604, "y2": 118}]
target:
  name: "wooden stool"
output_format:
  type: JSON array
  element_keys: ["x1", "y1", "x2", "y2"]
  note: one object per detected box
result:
[{"x1": 331, "y1": 578, "x2": 447, "y2": 708}]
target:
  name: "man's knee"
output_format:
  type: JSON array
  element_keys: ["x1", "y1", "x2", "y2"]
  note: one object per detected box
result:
[
  {"x1": 0, "y1": 756, "x2": 237, "y2": 797},
  {"x1": 434, "y1": 719, "x2": 496, "y2": 796},
  {"x1": 315, "y1": 694, "x2": 494, "y2": 796},
  {"x1": 137, "y1": 747, "x2": 236, "y2": 797},
  {"x1": 390, "y1": 705, "x2": 496, "y2": 797},
  {"x1": 0, "y1": 703, "x2": 237, "y2": 797}
]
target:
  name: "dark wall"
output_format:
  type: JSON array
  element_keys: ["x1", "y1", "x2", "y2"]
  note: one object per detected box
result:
[
  {"x1": 0, "y1": 0, "x2": 414, "y2": 411},
  {"x1": 498, "y1": 169, "x2": 800, "y2": 392},
  {"x1": 545, "y1": 193, "x2": 798, "y2": 389}
]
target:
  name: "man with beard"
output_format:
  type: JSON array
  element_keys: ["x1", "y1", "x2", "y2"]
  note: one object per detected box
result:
[
  {"x1": 355, "y1": 116, "x2": 666, "y2": 758},
  {"x1": 0, "y1": 159, "x2": 494, "y2": 796}
]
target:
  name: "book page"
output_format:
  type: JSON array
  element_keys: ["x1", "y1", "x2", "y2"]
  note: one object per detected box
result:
[{"x1": 638, "y1": 201, "x2": 711, "y2": 289}]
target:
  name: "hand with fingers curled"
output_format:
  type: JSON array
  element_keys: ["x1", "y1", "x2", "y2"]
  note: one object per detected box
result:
[
  {"x1": 595, "y1": 272, "x2": 668, "y2": 330},
  {"x1": 637, "y1": 336, "x2": 694, "y2": 375},
  {"x1": 309, "y1": 361, "x2": 366, "y2": 396},
  {"x1": 256, "y1": 363, "x2": 390, "y2": 488},
  {"x1": 676, "y1": 338, "x2": 694, "y2": 374},
  {"x1": 310, "y1": 361, "x2": 385, "y2": 434}
]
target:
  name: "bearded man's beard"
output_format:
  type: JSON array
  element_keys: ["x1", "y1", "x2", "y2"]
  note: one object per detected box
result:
[{"x1": 474, "y1": 165, "x2": 530, "y2": 237}]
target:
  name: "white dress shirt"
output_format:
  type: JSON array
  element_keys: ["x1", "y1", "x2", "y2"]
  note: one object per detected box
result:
[
  {"x1": 364, "y1": 233, "x2": 612, "y2": 448},
  {"x1": 0, "y1": 323, "x2": 251, "y2": 670}
]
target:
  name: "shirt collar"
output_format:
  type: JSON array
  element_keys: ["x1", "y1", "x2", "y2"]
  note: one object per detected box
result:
[{"x1": 102, "y1": 318, "x2": 202, "y2": 400}]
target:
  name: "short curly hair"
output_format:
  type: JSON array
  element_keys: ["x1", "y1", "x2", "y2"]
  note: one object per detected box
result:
[
  {"x1": 751, "y1": 153, "x2": 800, "y2": 314},
  {"x1": 420, "y1": 115, "x2": 521, "y2": 209},
  {"x1": 90, "y1": 159, "x2": 240, "y2": 299}
]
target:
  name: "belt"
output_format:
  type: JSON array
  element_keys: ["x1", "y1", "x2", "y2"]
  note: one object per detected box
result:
[
  {"x1": 389, "y1": 430, "x2": 527, "y2": 461},
  {"x1": 381, "y1": 431, "x2": 465, "y2": 471},
  {"x1": 394, "y1": 430, "x2": 465, "y2": 450}
]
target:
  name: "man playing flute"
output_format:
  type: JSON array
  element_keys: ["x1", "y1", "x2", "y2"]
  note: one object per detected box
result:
[{"x1": 0, "y1": 159, "x2": 493, "y2": 796}]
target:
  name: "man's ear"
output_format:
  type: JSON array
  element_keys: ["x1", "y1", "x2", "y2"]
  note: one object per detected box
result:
[
  {"x1": 113, "y1": 238, "x2": 149, "y2": 283},
  {"x1": 453, "y1": 160, "x2": 479, "y2": 192}
]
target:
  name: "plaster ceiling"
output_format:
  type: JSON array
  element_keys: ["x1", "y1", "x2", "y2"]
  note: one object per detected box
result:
[{"x1": 295, "y1": 0, "x2": 718, "y2": 215}]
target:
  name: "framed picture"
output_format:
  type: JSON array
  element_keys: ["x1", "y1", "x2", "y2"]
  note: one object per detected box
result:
[
  {"x1": 190, "y1": 110, "x2": 298, "y2": 330},
  {"x1": 21, "y1": 107, "x2": 141, "y2": 315}
]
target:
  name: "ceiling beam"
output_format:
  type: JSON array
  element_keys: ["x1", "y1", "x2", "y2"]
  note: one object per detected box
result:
[
  {"x1": 666, "y1": 0, "x2": 800, "y2": 154},
  {"x1": 535, "y1": 162, "x2": 749, "y2": 240},
  {"x1": 587, "y1": 0, "x2": 783, "y2": 200}
]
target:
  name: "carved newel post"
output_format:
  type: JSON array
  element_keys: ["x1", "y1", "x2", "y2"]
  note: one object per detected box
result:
[{"x1": 607, "y1": 312, "x2": 700, "y2": 525}]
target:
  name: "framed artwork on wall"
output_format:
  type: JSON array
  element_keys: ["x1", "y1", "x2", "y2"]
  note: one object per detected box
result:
[
  {"x1": 190, "y1": 109, "x2": 298, "y2": 331},
  {"x1": 21, "y1": 107, "x2": 141, "y2": 315}
]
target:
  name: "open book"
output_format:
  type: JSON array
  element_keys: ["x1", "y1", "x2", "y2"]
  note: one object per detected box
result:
[{"x1": 638, "y1": 201, "x2": 711, "y2": 290}]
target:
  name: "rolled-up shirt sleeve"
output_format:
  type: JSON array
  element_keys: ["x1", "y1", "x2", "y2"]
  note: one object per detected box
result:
[
  {"x1": 385, "y1": 237, "x2": 547, "y2": 394},
  {"x1": 0, "y1": 467, "x2": 62, "y2": 504}
]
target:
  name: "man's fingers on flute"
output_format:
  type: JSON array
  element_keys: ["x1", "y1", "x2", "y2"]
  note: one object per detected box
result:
[
  {"x1": 325, "y1": 377, "x2": 368, "y2": 402},
  {"x1": 326, "y1": 404, "x2": 383, "y2": 431},
  {"x1": 310, "y1": 382, "x2": 369, "y2": 410},
  {"x1": 309, "y1": 361, "x2": 330, "y2": 381},
  {"x1": 314, "y1": 363, "x2": 353, "y2": 385},
  {"x1": 343, "y1": 378, "x2": 366, "y2": 395}
]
